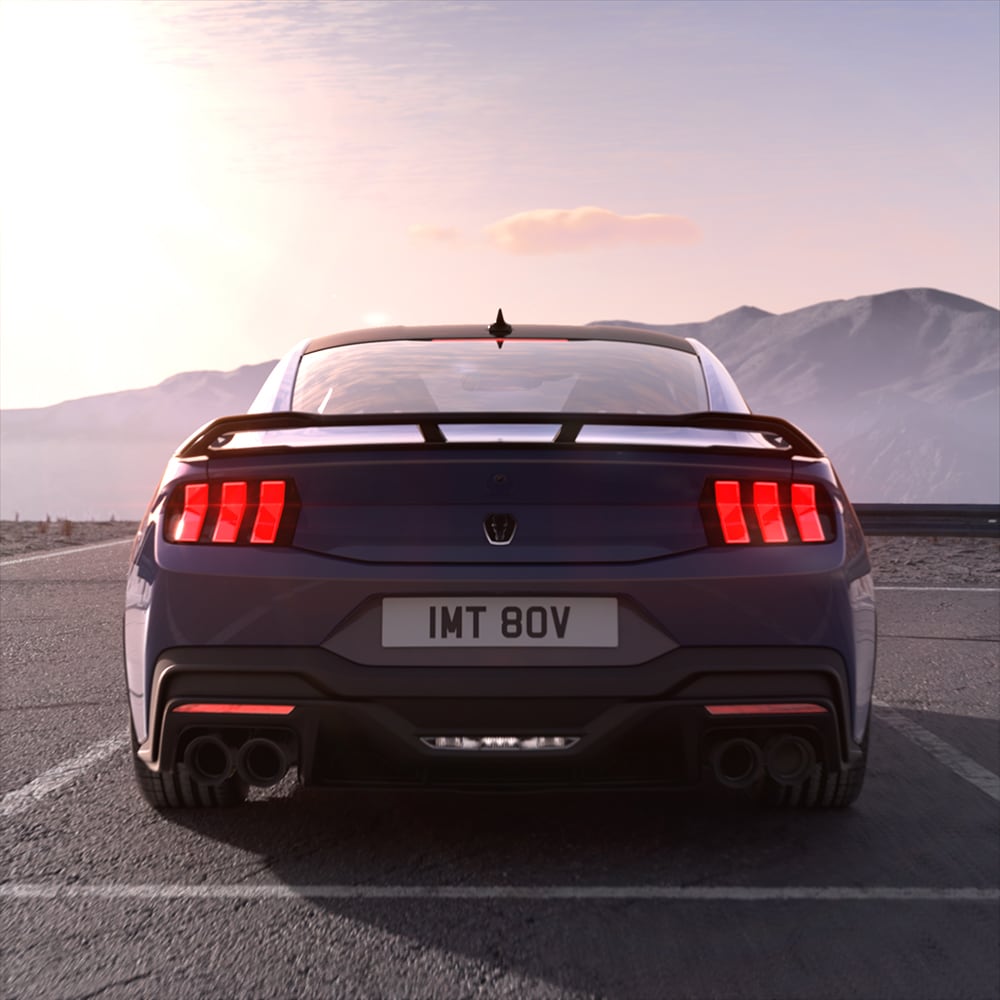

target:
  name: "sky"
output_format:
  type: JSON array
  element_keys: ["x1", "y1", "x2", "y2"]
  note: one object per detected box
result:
[{"x1": 0, "y1": 0, "x2": 997, "y2": 410}]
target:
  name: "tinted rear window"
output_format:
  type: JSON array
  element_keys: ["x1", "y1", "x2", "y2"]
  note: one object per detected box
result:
[{"x1": 293, "y1": 340, "x2": 707, "y2": 415}]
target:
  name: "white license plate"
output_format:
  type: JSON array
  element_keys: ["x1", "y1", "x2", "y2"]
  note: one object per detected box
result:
[{"x1": 381, "y1": 597, "x2": 618, "y2": 648}]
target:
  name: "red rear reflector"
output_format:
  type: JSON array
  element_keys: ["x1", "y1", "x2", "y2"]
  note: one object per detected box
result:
[
  {"x1": 705, "y1": 703, "x2": 828, "y2": 716},
  {"x1": 792, "y1": 484, "x2": 825, "y2": 542},
  {"x1": 251, "y1": 480, "x2": 286, "y2": 544},
  {"x1": 714, "y1": 481, "x2": 750, "y2": 544},
  {"x1": 213, "y1": 481, "x2": 248, "y2": 543},
  {"x1": 175, "y1": 484, "x2": 209, "y2": 542},
  {"x1": 753, "y1": 481, "x2": 788, "y2": 543},
  {"x1": 173, "y1": 703, "x2": 295, "y2": 715}
]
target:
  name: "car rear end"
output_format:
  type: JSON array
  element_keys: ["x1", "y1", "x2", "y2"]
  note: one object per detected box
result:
[{"x1": 125, "y1": 327, "x2": 875, "y2": 808}]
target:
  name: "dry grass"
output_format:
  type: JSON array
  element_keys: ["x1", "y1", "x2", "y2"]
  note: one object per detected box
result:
[{"x1": 0, "y1": 519, "x2": 139, "y2": 558}]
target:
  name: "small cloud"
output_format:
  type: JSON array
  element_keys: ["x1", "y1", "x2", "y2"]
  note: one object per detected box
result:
[
  {"x1": 484, "y1": 206, "x2": 700, "y2": 256},
  {"x1": 409, "y1": 223, "x2": 460, "y2": 244}
]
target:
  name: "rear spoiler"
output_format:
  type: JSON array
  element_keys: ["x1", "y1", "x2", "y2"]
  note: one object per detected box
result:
[{"x1": 175, "y1": 411, "x2": 826, "y2": 461}]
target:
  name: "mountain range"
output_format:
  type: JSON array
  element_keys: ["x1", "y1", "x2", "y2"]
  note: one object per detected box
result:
[{"x1": 1, "y1": 287, "x2": 997, "y2": 520}]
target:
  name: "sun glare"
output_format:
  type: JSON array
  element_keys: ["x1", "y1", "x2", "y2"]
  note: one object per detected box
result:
[{"x1": 0, "y1": 1, "x2": 194, "y2": 396}]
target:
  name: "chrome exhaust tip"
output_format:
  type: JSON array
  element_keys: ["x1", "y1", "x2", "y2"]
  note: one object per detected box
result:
[
  {"x1": 183, "y1": 735, "x2": 235, "y2": 786},
  {"x1": 709, "y1": 737, "x2": 765, "y2": 789},
  {"x1": 236, "y1": 738, "x2": 290, "y2": 787},
  {"x1": 764, "y1": 735, "x2": 816, "y2": 785}
]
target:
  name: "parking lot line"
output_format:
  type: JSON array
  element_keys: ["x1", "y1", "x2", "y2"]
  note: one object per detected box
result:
[
  {"x1": 1, "y1": 883, "x2": 997, "y2": 902},
  {"x1": 0, "y1": 538, "x2": 132, "y2": 567},
  {"x1": 874, "y1": 702, "x2": 1000, "y2": 803},
  {"x1": 0, "y1": 734, "x2": 128, "y2": 819},
  {"x1": 874, "y1": 586, "x2": 999, "y2": 593}
]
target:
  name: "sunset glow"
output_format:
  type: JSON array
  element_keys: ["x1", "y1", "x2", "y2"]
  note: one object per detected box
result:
[{"x1": 1, "y1": 0, "x2": 997, "y2": 409}]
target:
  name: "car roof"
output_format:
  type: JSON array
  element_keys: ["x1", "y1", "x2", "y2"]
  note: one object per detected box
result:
[{"x1": 303, "y1": 323, "x2": 697, "y2": 355}]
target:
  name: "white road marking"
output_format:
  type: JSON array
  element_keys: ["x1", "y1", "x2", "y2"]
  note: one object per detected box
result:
[
  {"x1": 0, "y1": 734, "x2": 128, "y2": 820},
  {"x1": 0, "y1": 538, "x2": 132, "y2": 567},
  {"x1": 874, "y1": 702, "x2": 1000, "y2": 803},
  {"x1": 0, "y1": 883, "x2": 996, "y2": 903},
  {"x1": 875, "y1": 586, "x2": 999, "y2": 593}
]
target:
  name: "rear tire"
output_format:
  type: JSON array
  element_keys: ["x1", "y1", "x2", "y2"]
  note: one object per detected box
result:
[{"x1": 131, "y1": 728, "x2": 247, "y2": 809}]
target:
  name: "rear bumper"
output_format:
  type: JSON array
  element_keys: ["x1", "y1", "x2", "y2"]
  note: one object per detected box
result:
[{"x1": 139, "y1": 645, "x2": 862, "y2": 789}]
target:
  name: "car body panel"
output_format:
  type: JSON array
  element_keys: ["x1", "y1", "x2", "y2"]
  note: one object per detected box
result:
[{"x1": 125, "y1": 321, "x2": 874, "y2": 804}]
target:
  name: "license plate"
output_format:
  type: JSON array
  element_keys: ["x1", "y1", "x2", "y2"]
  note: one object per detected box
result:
[{"x1": 381, "y1": 597, "x2": 618, "y2": 647}]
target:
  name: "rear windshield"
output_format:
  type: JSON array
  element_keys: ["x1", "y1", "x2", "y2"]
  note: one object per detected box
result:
[{"x1": 292, "y1": 339, "x2": 707, "y2": 415}]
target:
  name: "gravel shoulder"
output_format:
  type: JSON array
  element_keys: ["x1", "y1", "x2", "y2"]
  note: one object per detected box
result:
[
  {"x1": 865, "y1": 535, "x2": 998, "y2": 587},
  {"x1": 0, "y1": 521, "x2": 996, "y2": 587}
]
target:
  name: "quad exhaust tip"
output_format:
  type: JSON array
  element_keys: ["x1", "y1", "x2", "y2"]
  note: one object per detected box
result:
[
  {"x1": 182, "y1": 735, "x2": 291, "y2": 788},
  {"x1": 763, "y1": 735, "x2": 816, "y2": 785},
  {"x1": 183, "y1": 735, "x2": 235, "y2": 786},
  {"x1": 236, "y1": 738, "x2": 290, "y2": 788},
  {"x1": 709, "y1": 737, "x2": 765, "y2": 789},
  {"x1": 709, "y1": 735, "x2": 818, "y2": 789}
]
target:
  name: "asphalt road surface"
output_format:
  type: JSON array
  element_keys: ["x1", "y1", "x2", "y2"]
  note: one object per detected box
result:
[{"x1": 1, "y1": 541, "x2": 998, "y2": 1000}]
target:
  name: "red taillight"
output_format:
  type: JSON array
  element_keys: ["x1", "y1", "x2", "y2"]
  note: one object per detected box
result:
[
  {"x1": 167, "y1": 479, "x2": 295, "y2": 545},
  {"x1": 792, "y1": 483, "x2": 825, "y2": 542},
  {"x1": 174, "y1": 483, "x2": 209, "y2": 542},
  {"x1": 714, "y1": 481, "x2": 750, "y2": 544},
  {"x1": 251, "y1": 480, "x2": 286, "y2": 544},
  {"x1": 213, "y1": 481, "x2": 248, "y2": 543},
  {"x1": 753, "y1": 481, "x2": 788, "y2": 544},
  {"x1": 173, "y1": 703, "x2": 295, "y2": 715},
  {"x1": 705, "y1": 703, "x2": 828, "y2": 716},
  {"x1": 706, "y1": 479, "x2": 832, "y2": 545}
]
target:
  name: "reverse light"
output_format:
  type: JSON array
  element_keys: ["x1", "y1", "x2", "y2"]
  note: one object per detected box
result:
[{"x1": 420, "y1": 735, "x2": 580, "y2": 751}]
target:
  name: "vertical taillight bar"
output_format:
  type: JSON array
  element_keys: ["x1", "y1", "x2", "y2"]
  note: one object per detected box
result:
[
  {"x1": 706, "y1": 479, "x2": 831, "y2": 545},
  {"x1": 753, "y1": 481, "x2": 788, "y2": 543},
  {"x1": 714, "y1": 481, "x2": 750, "y2": 544},
  {"x1": 174, "y1": 484, "x2": 209, "y2": 542},
  {"x1": 251, "y1": 481, "x2": 287, "y2": 544},
  {"x1": 213, "y1": 481, "x2": 248, "y2": 543},
  {"x1": 169, "y1": 479, "x2": 295, "y2": 545},
  {"x1": 791, "y1": 484, "x2": 826, "y2": 542}
]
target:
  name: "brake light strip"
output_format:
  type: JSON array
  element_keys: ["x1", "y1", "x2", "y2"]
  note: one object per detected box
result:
[
  {"x1": 705, "y1": 704, "x2": 828, "y2": 716},
  {"x1": 173, "y1": 704, "x2": 295, "y2": 715}
]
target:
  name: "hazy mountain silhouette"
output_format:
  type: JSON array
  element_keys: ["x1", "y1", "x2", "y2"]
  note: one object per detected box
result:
[
  {"x1": 1, "y1": 288, "x2": 997, "y2": 519},
  {"x1": 592, "y1": 288, "x2": 998, "y2": 505},
  {"x1": 0, "y1": 363, "x2": 274, "y2": 521}
]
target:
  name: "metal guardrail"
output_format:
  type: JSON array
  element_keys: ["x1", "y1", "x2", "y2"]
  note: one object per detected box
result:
[{"x1": 855, "y1": 504, "x2": 1000, "y2": 538}]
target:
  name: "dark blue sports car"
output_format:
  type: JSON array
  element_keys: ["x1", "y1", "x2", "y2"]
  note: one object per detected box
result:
[{"x1": 125, "y1": 313, "x2": 875, "y2": 808}]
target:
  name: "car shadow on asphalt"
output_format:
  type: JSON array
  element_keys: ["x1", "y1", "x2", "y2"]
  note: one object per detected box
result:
[
  {"x1": 160, "y1": 707, "x2": 999, "y2": 889},
  {"x1": 154, "y1": 708, "x2": 1000, "y2": 998}
]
